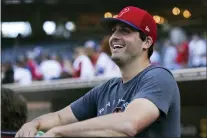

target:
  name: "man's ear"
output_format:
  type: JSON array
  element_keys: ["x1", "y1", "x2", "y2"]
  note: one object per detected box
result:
[{"x1": 143, "y1": 36, "x2": 153, "y2": 49}]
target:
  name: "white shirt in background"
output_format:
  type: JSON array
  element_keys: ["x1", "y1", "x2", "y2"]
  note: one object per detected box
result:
[
  {"x1": 95, "y1": 52, "x2": 121, "y2": 78},
  {"x1": 189, "y1": 39, "x2": 206, "y2": 67},
  {"x1": 39, "y1": 60, "x2": 62, "y2": 80},
  {"x1": 14, "y1": 67, "x2": 32, "y2": 85},
  {"x1": 163, "y1": 46, "x2": 178, "y2": 70},
  {"x1": 73, "y1": 55, "x2": 95, "y2": 78}
]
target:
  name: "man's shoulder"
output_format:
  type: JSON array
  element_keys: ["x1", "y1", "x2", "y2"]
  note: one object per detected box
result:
[
  {"x1": 90, "y1": 77, "x2": 121, "y2": 96},
  {"x1": 144, "y1": 65, "x2": 173, "y2": 77},
  {"x1": 93, "y1": 77, "x2": 121, "y2": 91},
  {"x1": 99, "y1": 77, "x2": 121, "y2": 88},
  {"x1": 142, "y1": 65, "x2": 178, "y2": 89},
  {"x1": 135, "y1": 65, "x2": 176, "y2": 85},
  {"x1": 109, "y1": 77, "x2": 122, "y2": 82}
]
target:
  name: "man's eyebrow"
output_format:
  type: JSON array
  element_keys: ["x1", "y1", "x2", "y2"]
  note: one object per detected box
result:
[
  {"x1": 119, "y1": 23, "x2": 130, "y2": 28},
  {"x1": 110, "y1": 23, "x2": 136, "y2": 32},
  {"x1": 112, "y1": 24, "x2": 131, "y2": 30},
  {"x1": 121, "y1": 23, "x2": 137, "y2": 30}
]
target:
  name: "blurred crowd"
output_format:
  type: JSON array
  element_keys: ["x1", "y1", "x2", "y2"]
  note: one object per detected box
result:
[
  {"x1": 150, "y1": 27, "x2": 206, "y2": 70},
  {"x1": 1, "y1": 27, "x2": 207, "y2": 86},
  {"x1": 1, "y1": 36, "x2": 121, "y2": 86}
]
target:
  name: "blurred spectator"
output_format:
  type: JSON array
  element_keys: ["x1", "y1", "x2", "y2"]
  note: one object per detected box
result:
[
  {"x1": 170, "y1": 27, "x2": 189, "y2": 69},
  {"x1": 73, "y1": 47, "x2": 95, "y2": 78},
  {"x1": 2, "y1": 61, "x2": 14, "y2": 84},
  {"x1": 14, "y1": 58, "x2": 32, "y2": 85},
  {"x1": 188, "y1": 34, "x2": 207, "y2": 67},
  {"x1": 150, "y1": 45, "x2": 161, "y2": 65},
  {"x1": 1, "y1": 87, "x2": 28, "y2": 131},
  {"x1": 100, "y1": 36, "x2": 112, "y2": 56},
  {"x1": 84, "y1": 40, "x2": 100, "y2": 66},
  {"x1": 51, "y1": 53, "x2": 65, "y2": 72},
  {"x1": 162, "y1": 39, "x2": 178, "y2": 70},
  {"x1": 175, "y1": 40, "x2": 189, "y2": 69},
  {"x1": 26, "y1": 52, "x2": 43, "y2": 80},
  {"x1": 95, "y1": 36, "x2": 121, "y2": 77},
  {"x1": 52, "y1": 54, "x2": 74, "y2": 79},
  {"x1": 33, "y1": 46, "x2": 43, "y2": 65},
  {"x1": 170, "y1": 27, "x2": 187, "y2": 46},
  {"x1": 61, "y1": 59, "x2": 74, "y2": 78},
  {"x1": 39, "y1": 53, "x2": 62, "y2": 80}
]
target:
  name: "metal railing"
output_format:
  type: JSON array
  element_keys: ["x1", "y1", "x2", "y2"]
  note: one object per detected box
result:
[{"x1": 2, "y1": 67, "x2": 206, "y2": 93}]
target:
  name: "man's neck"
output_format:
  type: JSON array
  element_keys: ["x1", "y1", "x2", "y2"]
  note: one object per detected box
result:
[{"x1": 120, "y1": 57, "x2": 151, "y2": 83}]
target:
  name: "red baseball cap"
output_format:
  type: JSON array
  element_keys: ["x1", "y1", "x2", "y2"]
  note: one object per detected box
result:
[{"x1": 101, "y1": 6, "x2": 157, "y2": 44}]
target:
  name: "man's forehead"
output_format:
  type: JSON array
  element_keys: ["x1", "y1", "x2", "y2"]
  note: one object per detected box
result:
[{"x1": 112, "y1": 22, "x2": 131, "y2": 28}]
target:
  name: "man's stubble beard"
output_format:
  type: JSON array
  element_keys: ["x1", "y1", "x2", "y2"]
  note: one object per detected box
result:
[
  {"x1": 111, "y1": 53, "x2": 138, "y2": 68},
  {"x1": 111, "y1": 56, "x2": 125, "y2": 68}
]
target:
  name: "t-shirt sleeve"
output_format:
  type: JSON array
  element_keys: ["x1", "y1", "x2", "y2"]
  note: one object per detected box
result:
[
  {"x1": 70, "y1": 85, "x2": 101, "y2": 121},
  {"x1": 133, "y1": 68, "x2": 177, "y2": 116}
]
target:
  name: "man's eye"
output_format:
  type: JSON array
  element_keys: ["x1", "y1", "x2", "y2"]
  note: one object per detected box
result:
[{"x1": 121, "y1": 28, "x2": 131, "y2": 33}]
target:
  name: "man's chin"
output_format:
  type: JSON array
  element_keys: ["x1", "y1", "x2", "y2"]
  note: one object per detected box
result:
[
  {"x1": 111, "y1": 56, "x2": 124, "y2": 66},
  {"x1": 111, "y1": 55, "x2": 120, "y2": 61}
]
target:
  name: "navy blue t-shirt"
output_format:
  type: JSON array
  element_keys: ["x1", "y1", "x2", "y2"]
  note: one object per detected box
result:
[{"x1": 71, "y1": 65, "x2": 181, "y2": 137}]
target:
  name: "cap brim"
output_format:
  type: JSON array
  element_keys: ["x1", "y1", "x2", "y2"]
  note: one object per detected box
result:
[{"x1": 100, "y1": 17, "x2": 142, "y2": 32}]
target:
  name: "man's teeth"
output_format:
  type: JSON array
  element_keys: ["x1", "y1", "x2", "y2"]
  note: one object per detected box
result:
[{"x1": 113, "y1": 45, "x2": 124, "y2": 49}]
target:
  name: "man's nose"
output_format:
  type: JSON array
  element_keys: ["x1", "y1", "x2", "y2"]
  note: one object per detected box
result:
[
  {"x1": 110, "y1": 32, "x2": 122, "y2": 43},
  {"x1": 111, "y1": 30, "x2": 122, "y2": 39}
]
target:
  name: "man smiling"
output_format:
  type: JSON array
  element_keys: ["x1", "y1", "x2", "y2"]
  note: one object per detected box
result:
[{"x1": 15, "y1": 6, "x2": 180, "y2": 138}]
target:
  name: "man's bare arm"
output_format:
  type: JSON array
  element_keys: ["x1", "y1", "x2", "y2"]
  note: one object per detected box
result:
[
  {"x1": 46, "y1": 113, "x2": 131, "y2": 137},
  {"x1": 32, "y1": 105, "x2": 78, "y2": 131},
  {"x1": 46, "y1": 98, "x2": 160, "y2": 137}
]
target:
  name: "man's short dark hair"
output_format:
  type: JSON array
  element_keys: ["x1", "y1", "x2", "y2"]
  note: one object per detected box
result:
[
  {"x1": 1, "y1": 88, "x2": 28, "y2": 131},
  {"x1": 139, "y1": 31, "x2": 154, "y2": 59}
]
